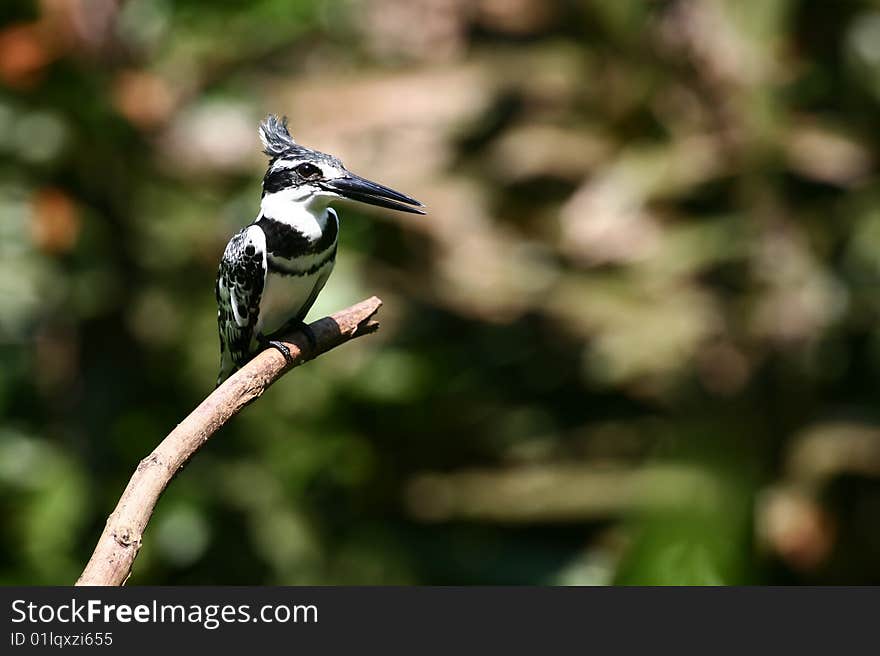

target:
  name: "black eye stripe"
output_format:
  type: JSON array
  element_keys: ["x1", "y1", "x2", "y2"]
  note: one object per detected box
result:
[
  {"x1": 261, "y1": 162, "x2": 323, "y2": 194},
  {"x1": 262, "y1": 168, "x2": 293, "y2": 194}
]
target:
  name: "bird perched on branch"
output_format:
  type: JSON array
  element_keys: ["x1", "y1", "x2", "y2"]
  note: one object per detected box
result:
[{"x1": 215, "y1": 114, "x2": 424, "y2": 384}]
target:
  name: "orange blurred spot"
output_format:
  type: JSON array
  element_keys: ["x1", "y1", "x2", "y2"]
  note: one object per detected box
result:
[
  {"x1": 759, "y1": 489, "x2": 836, "y2": 572},
  {"x1": 0, "y1": 23, "x2": 53, "y2": 87},
  {"x1": 112, "y1": 71, "x2": 175, "y2": 129},
  {"x1": 30, "y1": 188, "x2": 81, "y2": 254}
]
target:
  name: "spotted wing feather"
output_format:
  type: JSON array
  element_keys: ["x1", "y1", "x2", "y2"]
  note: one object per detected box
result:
[{"x1": 216, "y1": 225, "x2": 268, "y2": 385}]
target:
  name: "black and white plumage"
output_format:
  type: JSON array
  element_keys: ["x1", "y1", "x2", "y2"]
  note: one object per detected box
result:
[{"x1": 215, "y1": 115, "x2": 424, "y2": 384}]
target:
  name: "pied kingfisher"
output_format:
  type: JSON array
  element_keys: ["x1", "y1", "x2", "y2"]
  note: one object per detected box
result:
[{"x1": 215, "y1": 115, "x2": 424, "y2": 384}]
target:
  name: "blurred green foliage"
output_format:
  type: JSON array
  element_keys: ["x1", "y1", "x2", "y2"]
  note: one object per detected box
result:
[{"x1": 2, "y1": 0, "x2": 880, "y2": 585}]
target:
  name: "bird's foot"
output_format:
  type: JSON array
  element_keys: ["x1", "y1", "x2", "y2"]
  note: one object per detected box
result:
[
  {"x1": 265, "y1": 320, "x2": 318, "y2": 359},
  {"x1": 259, "y1": 335, "x2": 295, "y2": 366},
  {"x1": 297, "y1": 321, "x2": 318, "y2": 353},
  {"x1": 278, "y1": 319, "x2": 318, "y2": 354}
]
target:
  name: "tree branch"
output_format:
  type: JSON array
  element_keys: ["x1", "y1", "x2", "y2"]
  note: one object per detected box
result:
[{"x1": 76, "y1": 296, "x2": 383, "y2": 586}]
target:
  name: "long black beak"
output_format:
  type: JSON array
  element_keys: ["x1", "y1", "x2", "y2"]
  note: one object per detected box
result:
[{"x1": 324, "y1": 173, "x2": 425, "y2": 215}]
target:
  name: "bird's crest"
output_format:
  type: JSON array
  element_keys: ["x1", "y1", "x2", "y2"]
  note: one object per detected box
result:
[{"x1": 259, "y1": 114, "x2": 304, "y2": 161}]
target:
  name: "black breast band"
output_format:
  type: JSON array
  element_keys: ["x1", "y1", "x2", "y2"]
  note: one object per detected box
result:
[{"x1": 256, "y1": 215, "x2": 338, "y2": 259}]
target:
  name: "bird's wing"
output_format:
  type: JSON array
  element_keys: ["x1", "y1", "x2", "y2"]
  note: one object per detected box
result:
[{"x1": 216, "y1": 224, "x2": 268, "y2": 385}]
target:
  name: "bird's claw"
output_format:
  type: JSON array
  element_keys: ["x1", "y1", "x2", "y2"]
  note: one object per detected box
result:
[
  {"x1": 259, "y1": 336, "x2": 294, "y2": 365},
  {"x1": 293, "y1": 321, "x2": 318, "y2": 353},
  {"x1": 264, "y1": 319, "x2": 317, "y2": 360}
]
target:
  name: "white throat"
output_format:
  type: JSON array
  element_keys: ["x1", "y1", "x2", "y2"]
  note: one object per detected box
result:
[{"x1": 260, "y1": 188, "x2": 332, "y2": 238}]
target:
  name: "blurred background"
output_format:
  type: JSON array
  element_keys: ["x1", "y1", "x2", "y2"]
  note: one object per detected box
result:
[{"x1": 1, "y1": 0, "x2": 880, "y2": 585}]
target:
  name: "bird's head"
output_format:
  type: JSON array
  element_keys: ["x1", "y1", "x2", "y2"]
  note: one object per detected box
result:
[{"x1": 258, "y1": 114, "x2": 424, "y2": 215}]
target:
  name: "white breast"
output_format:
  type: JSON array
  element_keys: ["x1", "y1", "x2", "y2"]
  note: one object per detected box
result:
[
  {"x1": 255, "y1": 193, "x2": 338, "y2": 336},
  {"x1": 258, "y1": 259, "x2": 334, "y2": 335}
]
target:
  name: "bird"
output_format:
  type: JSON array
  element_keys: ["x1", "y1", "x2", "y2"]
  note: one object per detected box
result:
[{"x1": 215, "y1": 114, "x2": 424, "y2": 385}]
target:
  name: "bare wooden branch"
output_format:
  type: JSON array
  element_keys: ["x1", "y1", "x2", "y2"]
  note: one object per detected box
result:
[{"x1": 76, "y1": 296, "x2": 383, "y2": 586}]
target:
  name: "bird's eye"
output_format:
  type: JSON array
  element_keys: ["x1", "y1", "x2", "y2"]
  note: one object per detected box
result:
[{"x1": 295, "y1": 163, "x2": 321, "y2": 179}]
